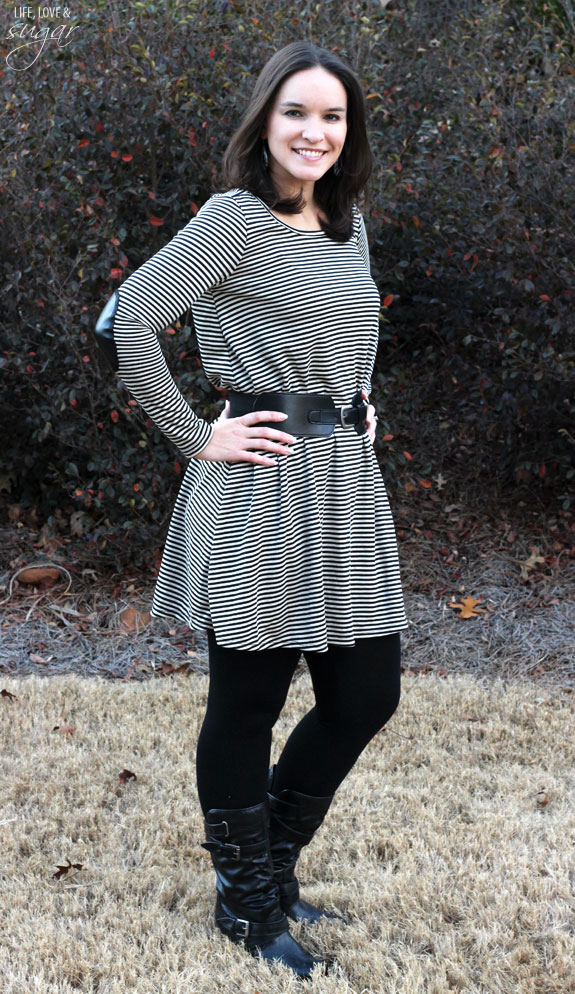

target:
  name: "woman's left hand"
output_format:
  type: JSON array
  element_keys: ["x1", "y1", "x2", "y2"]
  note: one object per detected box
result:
[{"x1": 361, "y1": 388, "x2": 378, "y2": 445}]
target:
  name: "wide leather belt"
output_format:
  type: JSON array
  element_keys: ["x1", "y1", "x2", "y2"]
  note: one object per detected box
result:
[{"x1": 227, "y1": 389, "x2": 368, "y2": 437}]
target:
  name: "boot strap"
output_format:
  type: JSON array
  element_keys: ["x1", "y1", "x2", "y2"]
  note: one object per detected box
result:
[
  {"x1": 268, "y1": 815, "x2": 311, "y2": 845},
  {"x1": 268, "y1": 799, "x2": 315, "y2": 844},
  {"x1": 203, "y1": 815, "x2": 269, "y2": 840},
  {"x1": 200, "y1": 837, "x2": 269, "y2": 860},
  {"x1": 268, "y1": 791, "x2": 334, "y2": 820},
  {"x1": 216, "y1": 912, "x2": 288, "y2": 940}
]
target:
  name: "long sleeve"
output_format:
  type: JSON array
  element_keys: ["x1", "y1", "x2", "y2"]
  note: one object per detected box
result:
[
  {"x1": 112, "y1": 193, "x2": 247, "y2": 459},
  {"x1": 356, "y1": 210, "x2": 371, "y2": 274}
]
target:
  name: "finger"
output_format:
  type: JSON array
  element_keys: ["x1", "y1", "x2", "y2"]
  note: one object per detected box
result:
[
  {"x1": 245, "y1": 410, "x2": 290, "y2": 424},
  {"x1": 243, "y1": 437, "x2": 294, "y2": 454},
  {"x1": 244, "y1": 428, "x2": 298, "y2": 446},
  {"x1": 242, "y1": 414, "x2": 297, "y2": 443},
  {"x1": 241, "y1": 452, "x2": 277, "y2": 466}
]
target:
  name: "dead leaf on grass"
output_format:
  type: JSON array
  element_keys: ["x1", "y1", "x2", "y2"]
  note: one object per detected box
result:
[
  {"x1": 29, "y1": 652, "x2": 53, "y2": 664},
  {"x1": 447, "y1": 595, "x2": 487, "y2": 619},
  {"x1": 518, "y1": 546, "x2": 545, "y2": 579},
  {"x1": 53, "y1": 858, "x2": 83, "y2": 880},
  {"x1": 119, "y1": 768, "x2": 137, "y2": 783},
  {"x1": 119, "y1": 606, "x2": 151, "y2": 632},
  {"x1": 17, "y1": 567, "x2": 61, "y2": 587}
]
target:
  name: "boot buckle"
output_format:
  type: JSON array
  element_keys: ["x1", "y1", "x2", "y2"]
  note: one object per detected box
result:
[
  {"x1": 199, "y1": 839, "x2": 241, "y2": 859},
  {"x1": 235, "y1": 918, "x2": 250, "y2": 938}
]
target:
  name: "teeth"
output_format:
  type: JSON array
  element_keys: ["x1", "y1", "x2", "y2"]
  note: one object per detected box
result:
[{"x1": 294, "y1": 149, "x2": 324, "y2": 158}]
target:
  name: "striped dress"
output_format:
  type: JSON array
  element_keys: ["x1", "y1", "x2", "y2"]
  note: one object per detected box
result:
[{"x1": 112, "y1": 187, "x2": 408, "y2": 652}]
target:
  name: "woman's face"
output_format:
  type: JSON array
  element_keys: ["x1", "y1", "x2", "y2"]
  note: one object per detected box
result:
[{"x1": 261, "y1": 66, "x2": 348, "y2": 199}]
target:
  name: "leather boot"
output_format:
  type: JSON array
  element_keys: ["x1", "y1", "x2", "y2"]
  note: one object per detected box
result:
[
  {"x1": 267, "y1": 765, "x2": 347, "y2": 925},
  {"x1": 200, "y1": 798, "x2": 327, "y2": 978}
]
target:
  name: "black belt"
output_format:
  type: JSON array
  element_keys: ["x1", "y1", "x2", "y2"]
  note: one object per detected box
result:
[{"x1": 226, "y1": 389, "x2": 368, "y2": 437}]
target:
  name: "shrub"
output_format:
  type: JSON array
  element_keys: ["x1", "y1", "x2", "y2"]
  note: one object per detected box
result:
[{"x1": 1, "y1": 0, "x2": 573, "y2": 570}]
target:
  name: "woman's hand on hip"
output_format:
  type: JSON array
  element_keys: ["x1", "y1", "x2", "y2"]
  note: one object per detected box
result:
[
  {"x1": 193, "y1": 400, "x2": 297, "y2": 467},
  {"x1": 361, "y1": 388, "x2": 378, "y2": 446}
]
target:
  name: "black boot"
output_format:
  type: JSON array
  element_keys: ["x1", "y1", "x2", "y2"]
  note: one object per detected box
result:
[
  {"x1": 200, "y1": 798, "x2": 327, "y2": 978},
  {"x1": 267, "y1": 765, "x2": 348, "y2": 925}
]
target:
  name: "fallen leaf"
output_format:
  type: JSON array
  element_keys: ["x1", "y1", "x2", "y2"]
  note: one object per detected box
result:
[
  {"x1": 29, "y1": 652, "x2": 53, "y2": 665},
  {"x1": 160, "y1": 660, "x2": 194, "y2": 676},
  {"x1": 17, "y1": 567, "x2": 61, "y2": 587},
  {"x1": 119, "y1": 606, "x2": 151, "y2": 632},
  {"x1": 1, "y1": 688, "x2": 19, "y2": 702},
  {"x1": 518, "y1": 547, "x2": 545, "y2": 580},
  {"x1": 447, "y1": 595, "x2": 487, "y2": 619},
  {"x1": 69, "y1": 511, "x2": 87, "y2": 537},
  {"x1": 53, "y1": 724, "x2": 76, "y2": 736},
  {"x1": 119, "y1": 768, "x2": 137, "y2": 783},
  {"x1": 53, "y1": 858, "x2": 83, "y2": 880}
]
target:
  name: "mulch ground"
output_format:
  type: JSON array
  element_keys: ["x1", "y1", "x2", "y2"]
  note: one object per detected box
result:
[{"x1": 1, "y1": 489, "x2": 574, "y2": 690}]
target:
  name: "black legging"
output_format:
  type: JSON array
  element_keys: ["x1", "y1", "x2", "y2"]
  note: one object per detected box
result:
[{"x1": 196, "y1": 629, "x2": 402, "y2": 814}]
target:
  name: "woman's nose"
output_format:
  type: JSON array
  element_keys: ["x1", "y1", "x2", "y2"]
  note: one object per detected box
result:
[{"x1": 301, "y1": 120, "x2": 325, "y2": 143}]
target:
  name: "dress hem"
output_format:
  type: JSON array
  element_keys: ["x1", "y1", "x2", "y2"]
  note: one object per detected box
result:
[{"x1": 149, "y1": 604, "x2": 409, "y2": 653}]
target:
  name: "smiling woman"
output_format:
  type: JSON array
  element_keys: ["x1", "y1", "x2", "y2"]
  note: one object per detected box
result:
[{"x1": 94, "y1": 39, "x2": 407, "y2": 981}]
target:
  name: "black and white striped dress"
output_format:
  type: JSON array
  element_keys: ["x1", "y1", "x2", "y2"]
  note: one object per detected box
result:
[{"x1": 113, "y1": 188, "x2": 408, "y2": 652}]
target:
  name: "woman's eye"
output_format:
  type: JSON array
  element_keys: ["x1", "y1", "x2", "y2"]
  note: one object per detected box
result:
[{"x1": 284, "y1": 110, "x2": 341, "y2": 121}]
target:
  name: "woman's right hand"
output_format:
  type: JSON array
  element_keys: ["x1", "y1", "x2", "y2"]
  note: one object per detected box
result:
[{"x1": 193, "y1": 400, "x2": 297, "y2": 466}]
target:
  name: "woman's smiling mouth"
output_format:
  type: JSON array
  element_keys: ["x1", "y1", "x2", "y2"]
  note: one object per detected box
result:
[{"x1": 292, "y1": 148, "x2": 326, "y2": 159}]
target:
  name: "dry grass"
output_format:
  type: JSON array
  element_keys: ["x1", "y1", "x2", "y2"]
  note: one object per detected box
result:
[{"x1": 1, "y1": 666, "x2": 574, "y2": 993}]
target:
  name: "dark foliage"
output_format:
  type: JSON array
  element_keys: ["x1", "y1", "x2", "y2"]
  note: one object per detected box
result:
[{"x1": 1, "y1": 0, "x2": 573, "y2": 567}]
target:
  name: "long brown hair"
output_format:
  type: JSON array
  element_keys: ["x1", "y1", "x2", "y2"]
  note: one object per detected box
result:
[{"x1": 216, "y1": 41, "x2": 372, "y2": 242}]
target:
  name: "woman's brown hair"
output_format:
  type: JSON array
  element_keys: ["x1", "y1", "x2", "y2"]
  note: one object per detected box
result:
[{"x1": 216, "y1": 41, "x2": 372, "y2": 242}]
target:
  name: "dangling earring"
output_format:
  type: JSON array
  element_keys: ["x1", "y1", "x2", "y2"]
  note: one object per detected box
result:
[
  {"x1": 262, "y1": 141, "x2": 269, "y2": 169},
  {"x1": 333, "y1": 157, "x2": 342, "y2": 177}
]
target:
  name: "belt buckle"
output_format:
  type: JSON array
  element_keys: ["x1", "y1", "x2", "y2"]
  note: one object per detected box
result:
[
  {"x1": 235, "y1": 918, "x2": 250, "y2": 938},
  {"x1": 339, "y1": 404, "x2": 354, "y2": 428}
]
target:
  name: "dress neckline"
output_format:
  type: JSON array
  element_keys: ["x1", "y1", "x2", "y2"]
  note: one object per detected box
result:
[{"x1": 250, "y1": 194, "x2": 327, "y2": 235}]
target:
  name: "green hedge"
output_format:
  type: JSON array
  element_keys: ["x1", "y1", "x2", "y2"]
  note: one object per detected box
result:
[{"x1": 1, "y1": 0, "x2": 573, "y2": 567}]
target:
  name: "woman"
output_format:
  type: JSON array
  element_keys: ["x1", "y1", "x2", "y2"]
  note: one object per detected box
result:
[{"x1": 95, "y1": 41, "x2": 408, "y2": 979}]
